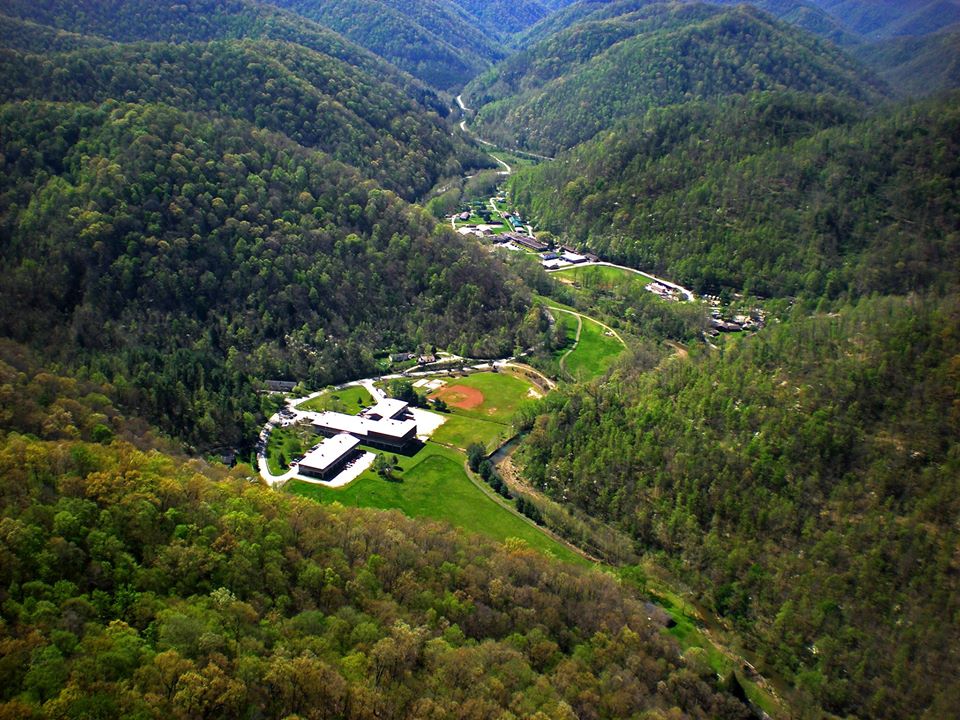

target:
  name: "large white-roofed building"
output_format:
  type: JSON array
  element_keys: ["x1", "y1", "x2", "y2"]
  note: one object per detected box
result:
[
  {"x1": 311, "y1": 398, "x2": 418, "y2": 451},
  {"x1": 296, "y1": 433, "x2": 361, "y2": 480}
]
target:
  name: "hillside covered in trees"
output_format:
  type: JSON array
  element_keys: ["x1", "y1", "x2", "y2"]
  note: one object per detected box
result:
[
  {"x1": 509, "y1": 90, "x2": 960, "y2": 298},
  {"x1": 0, "y1": 101, "x2": 528, "y2": 450},
  {"x1": 516, "y1": 294, "x2": 960, "y2": 718},
  {"x1": 0, "y1": 0, "x2": 444, "y2": 112},
  {"x1": 465, "y1": 2, "x2": 887, "y2": 154},
  {"x1": 256, "y1": 0, "x2": 584, "y2": 90},
  {"x1": 0, "y1": 343, "x2": 752, "y2": 720},
  {"x1": 0, "y1": 39, "x2": 485, "y2": 201},
  {"x1": 519, "y1": 0, "x2": 856, "y2": 49}
]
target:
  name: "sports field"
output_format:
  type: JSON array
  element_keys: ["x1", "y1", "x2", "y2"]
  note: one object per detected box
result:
[
  {"x1": 428, "y1": 370, "x2": 534, "y2": 423},
  {"x1": 430, "y1": 412, "x2": 510, "y2": 452}
]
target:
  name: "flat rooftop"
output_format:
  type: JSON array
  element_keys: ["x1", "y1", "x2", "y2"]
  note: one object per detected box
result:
[
  {"x1": 313, "y1": 411, "x2": 416, "y2": 440},
  {"x1": 298, "y1": 433, "x2": 360, "y2": 473},
  {"x1": 362, "y1": 398, "x2": 408, "y2": 420}
]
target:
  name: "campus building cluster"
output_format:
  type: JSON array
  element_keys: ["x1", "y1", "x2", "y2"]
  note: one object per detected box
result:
[{"x1": 294, "y1": 398, "x2": 418, "y2": 481}]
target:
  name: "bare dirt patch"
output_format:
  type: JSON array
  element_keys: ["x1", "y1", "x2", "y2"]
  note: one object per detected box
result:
[{"x1": 430, "y1": 384, "x2": 484, "y2": 410}]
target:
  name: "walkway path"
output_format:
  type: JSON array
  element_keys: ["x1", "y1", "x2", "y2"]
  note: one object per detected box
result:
[
  {"x1": 545, "y1": 303, "x2": 627, "y2": 347},
  {"x1": 558, "y1": 313, "x2": 582, "y2": 379}
]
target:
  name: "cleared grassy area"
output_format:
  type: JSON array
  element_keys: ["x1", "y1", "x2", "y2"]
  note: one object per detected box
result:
[
  {"x1": 553, "y1": 264, "x2": 655, "y2": 289},
  {"x1": 287, "y1": 442, "x2": 584, "y2": 565},
  {"x1": 431, "y1": 412, "x2": 511, "y2": 453},
  {"x1": 565, "y1": 317, "x2": 625, "y2": 382},
  {"x1": 265, "y1": 425, "x2": 311, "y2": 475},
  {"x1": 296, "y1": 384, "x2": 373, "y2": 414},
  {"x1": 551, "y1": 313, "x2": 579, "y2": 362},
  {"x1": 431, "y1": 371, "x2": 534, "y2": 424}
]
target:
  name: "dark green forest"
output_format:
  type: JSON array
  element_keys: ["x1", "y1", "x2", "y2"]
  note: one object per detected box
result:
[
  {"x1": 260, "y1": 0, "x2": 505, "y2": 90},
  {"x1": 517, "y1": 294, "x2": 960, "y2": 718},
  {"x1": 517, "y1": 0, "x2": 858, "y2": 49},
  {"x1": 510, "y1": 91, "x2": 960, "y2": 298},
  {"x1": 0, "y1": 344, "x2": 751, "y2": 720},
  {"x1": 0, "y1": 0, "x2": 445, "y2": 113},
  {"x1": 467, "y1": 3, "x2": 887, "y2": 154},
  {"x1": 0, "y1": 40, "x2": 486, "y2": 201},
  {"x1": 1, "y1": 0, "x2": 958, "y2": 718},
  {"x1": 0, "y1": 101, "x2": 528, "y2": 450}
]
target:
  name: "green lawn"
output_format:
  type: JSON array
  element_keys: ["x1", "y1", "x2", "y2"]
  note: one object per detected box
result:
[
  {"x1": 551, "y1": 313, "x2": 579, "y2": 362},
  {"x1": 553, "y1": 264, "x2": 654, "y2": 290},
  {"x1": 265, "y1": 426, "x2": 312, "y2": 475},
  {"x1": 287, "y1": 442, "x2": 585, "y2": 565},
  {"x1": 564, "y1": 317, "x2": 625, "y2": 382},
  {"x1": 431, "y1": 412, "x2": 511, "y2": 452},
  {"x1": 431, "y1": 371, "x2": 534, "y2": 424},
  {"x1": 296, "y1": 384, "x2": 373, "y2": 414}
]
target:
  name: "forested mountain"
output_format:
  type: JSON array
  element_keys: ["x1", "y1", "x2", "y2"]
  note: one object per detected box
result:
[
  {"x1": 517, "y1": 0, "x2": 959, "y2": 98},
  {"x1": 466, "y1": 3, "x2": 887, "y2": 154},
  {"x1": 0, "y1": 40, "x2": 481, "y2": 200},
  {"x1": 509, "y1": 91, "x2": 960, "y2": 297},
  {"x1": 0, "y1": 12, "x2": 111, "y2": 53},
  {"x1": 519, "y1": 0, "x2": 856, "y2": 49},
  {"x1": 517, "y1": 293, "x2": 960, "y2": 718},
  {"x1": 260, "y1": 0, "x2": 505, "y2": 90},
  {"x1": 0, "y1": 101, "x2": 528, "y2": 449},
  {"x1": 0, "y1": 0, "x2": 443, "y2": 112},
  {"x1": 258, "y1": 0, "x2": 583, "y2": 90},
  {"x1": 0, "y1": 345, "x2": 751, "y2": 720},
  {"x1": 805, "y1": 0, "x2": 960, "y2": 39},
  {"x1": 853, "y1": 26, "x2": 960, "y2": 98}
]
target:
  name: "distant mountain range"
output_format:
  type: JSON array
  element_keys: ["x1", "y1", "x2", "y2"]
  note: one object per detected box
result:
[{"x1": 466, "y1": 3, "x2": 888, "y2": 154}]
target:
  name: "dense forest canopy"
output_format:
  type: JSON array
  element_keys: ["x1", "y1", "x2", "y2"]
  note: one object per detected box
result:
[
  {"x1": 466, "y1": 3, "x2": 888, "y2": 154},
  {"x1": 259, "y1": 0, "x2": 507, "y2": 90},
  {"x1": 0, "y1": 101, "x2": 529, "y2": 449},
  {"x1": 0, "y1": 0, "x2": 445, "y2": 113},
  {"x1": 0, "y1": 39, "x2": 485, "y2": 201},
  {"x1": 0, "y1": 343, "x2": 751, "y2": 720},
  {"x1": 509, "y1": 90, "x2": 960, "y2": 298},
  {"x1": 517, "y1": 293, "x2": 960, "y2": 718}
]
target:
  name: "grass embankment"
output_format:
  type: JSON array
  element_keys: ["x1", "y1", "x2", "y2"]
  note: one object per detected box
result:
[
  {"x1": 287, "y1": 441, "x2": 584, "y2": 565},
  {"x1": 295, "y1": 384, "x2": 373, "y2": 414},
  {"x1": 538, "y1": 297, "x2": 626, "y2": 382},
  {"x1": 565, "y1": 316, "x2": 625, "y2": 381}
]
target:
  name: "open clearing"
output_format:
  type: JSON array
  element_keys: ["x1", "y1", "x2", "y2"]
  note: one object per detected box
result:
[
  {"x1": 565, "y1": 316, "x2": 625, "y2": 381},
  {"x1": 287, "y1": 442, "x2": 583, "y2": 565},
  {"x1": 429, "y1": 370, "x2": 533, "y2": 423},
  {"x1": 431, "y1": 412, "x2": 510, "y2": 452},
  {"x1": 296, "y1": 384, "x2": 373, "y2": 414},
  {"x1": 554, "y1": 264, "x2": 655, "y2": 290}
]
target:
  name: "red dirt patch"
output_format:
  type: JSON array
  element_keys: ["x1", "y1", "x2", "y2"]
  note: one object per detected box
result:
[{"x1": 430, "y1": 384, "x2": 484, "y2": 410}]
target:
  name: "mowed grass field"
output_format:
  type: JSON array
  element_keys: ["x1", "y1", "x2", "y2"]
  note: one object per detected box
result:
[
  {"x1": 553, "y1": 264, "x2": 654, "y2": 290},
  {"x1": 296, "y1": 384, "x2": 373, "y2": 414},
  {"x1": 430, "y1": 412, "x2": 510, "y2": 453},
  {"x1": 429, "y1": 370, "x2": 534, "y2": 423},
  {"x1": 287, "y1": 442, "x2": 584, "y2": 565},
  {"x1": 565, "y1": 316, "x2": 625, "y2": 381}
]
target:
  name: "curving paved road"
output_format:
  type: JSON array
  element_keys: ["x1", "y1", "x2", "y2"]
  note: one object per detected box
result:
[{"x1": 547, "y1": 260, "x2": 695, "y2": 302}]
